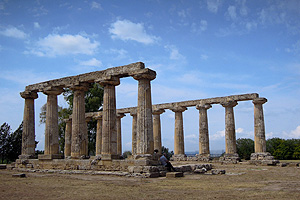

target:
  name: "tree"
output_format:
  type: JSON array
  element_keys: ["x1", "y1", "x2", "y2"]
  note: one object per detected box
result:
[
  {"x1": 266, "y1": 137, "x2": 284, "y2": 156},
  {"x1": 40, "y1": 83, "x2": 103, "y2": 155},
  {"x1": 0, "y1": 123, "x2": 10, "y2": 163},
  {"x1": 122, "y1": 151, "x2": 132, "y2": 159},
  {"x1": 236, "y1": 138, "x2": 254, "y2": 160},
  {"x1": 161, "y1": 146, "x2": 174, "y2": 160}
]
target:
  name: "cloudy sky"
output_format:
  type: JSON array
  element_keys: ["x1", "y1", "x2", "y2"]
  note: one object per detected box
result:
[{"x1": 1, "y1": 0, "x2": 300, "y2": 153}]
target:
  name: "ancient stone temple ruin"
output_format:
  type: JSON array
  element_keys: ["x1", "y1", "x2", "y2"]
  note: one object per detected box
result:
[{"x1": 15, "y1": 62, "x2": 277, "y2": 176}]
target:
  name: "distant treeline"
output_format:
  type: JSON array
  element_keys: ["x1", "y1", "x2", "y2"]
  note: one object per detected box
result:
[{"x1": 237, "y1": 138, "x2": 300, "y2": 160}]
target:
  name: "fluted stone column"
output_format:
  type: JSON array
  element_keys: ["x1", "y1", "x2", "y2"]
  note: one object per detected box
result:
[
  {"x1": 98, "y1": 76, "x2": 120, "y2": 160},
  {"x1": 152, "y1": 109, "x2": 165, "y2": 154},
  {"x1": 85, "y1": 116, "x2": 92, "y2": 156},
  {"x1": 116, "y1": 113, "x2": 126, "y2": 156},
  {"x1": 196, "y1": 103, "x2": 211, "y2": 160},
  {"x1": 253, "y1": 98, "x2": 267, "y2": 153},
  {"x1": 19, "y1": 91, "x2": 38, "y2": 159},
  {"x1": 130, "y1": 110, "x2": 137, "y2": 155},
  {"x1": 133, "y1": 70, "x2": 156, "y2": 158},
  {"x1": 70, "y1": 83, "x2": 89, "y2": 158},
  {"x1": 95, "y1": 115, "x2": 102, "y2": 156},
  {"x1": 64, "y1": 119, "x2": 72, "y2": 157},
  {"x1": 171, "y1": 106, "x2": 187, "y2": 160},
  {"x1": 221, "y1": 101, "x2": 240, "y2": 161},
  {"x1": 43, "y1": 88, "x2": 64, "y2": 157}
]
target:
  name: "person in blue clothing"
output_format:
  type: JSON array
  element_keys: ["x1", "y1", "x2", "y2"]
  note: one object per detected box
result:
[{"x1": 159, "y1": 153, "x2": 176, "y2": 172}]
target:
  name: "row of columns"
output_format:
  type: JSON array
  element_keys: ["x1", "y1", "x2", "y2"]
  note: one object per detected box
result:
[{"x1": 20, "y1": 83, "x2": 267, "y2": 160}]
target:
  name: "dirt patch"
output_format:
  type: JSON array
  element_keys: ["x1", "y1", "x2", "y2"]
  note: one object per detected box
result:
[{"x1": 1, "y1": 163, "x2": 300, "y2": 200}]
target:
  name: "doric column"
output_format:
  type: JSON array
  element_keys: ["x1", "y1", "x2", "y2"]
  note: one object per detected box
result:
[
  {"x1": 171, "y1": 106, "x2": 187, "y2": 157},
  {"x1": 43, "y1": 88, "x2": 64, "y2": 156},
  {"x1": 152, "y1": 109, "x2": 165, "y2": 154},
  {"x1": 20, "y1": 91, "x2": 38, "y2": 159},
  {"x1": 132, "y1": 69, "x2": 156, "y2": 156},
  {"x1": 70, "y1": 83, "x2": 89, "y2": 158},
  {"x1": 253, "y1": 98, "x2": 267, "y2": 153},
  {"x1": 98, "y1": 76, "x2": 120, "y2": 160},
  {"x1": 196, "y1": 103, "x2": 211, "y2": 158},
  {"x1": 64, "y1": 118, "x2": 72, "y2": 157},
  {"x1": 84, "y1": 116, "x2": 92, "y2": 156},
  {"x1": 221, "y1": 101, "x2": 238, "y2": 156},
  {"x1": 130, "y1": 110, "x2": 137, "y2": 155},
  {"x1": 116, "y1": 113, "x2": 126, "y2": 156},
  {"x1": 95, "y1": 115, "x2": 102, "y2": 156}
]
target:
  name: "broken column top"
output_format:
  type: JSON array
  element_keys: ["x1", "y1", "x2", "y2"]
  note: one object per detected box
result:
[{"x1": 23, "y1": 62, "x2": 146, "y2": 93}]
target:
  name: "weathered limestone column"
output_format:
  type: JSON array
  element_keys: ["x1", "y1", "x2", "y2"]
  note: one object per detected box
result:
[
  {"x1": 43, "y1": 88, "x2": 64, "y2": 158},
  {"x1": 98, "y1": 76, "x2": 120, "y2": 160},
  {"x1": 196, "y1": 103, "x2": 212, "y2": 161},
  {"x1": 130, "y1": 110, "x2": 137, "y2": 155},
  {"x1": 152, "y1": 109, "x2": 165, "y2": 154},
  {"x1": 95, "y1": 115, "x2": 102, "y2": 156},
  {"x1": 132, "y1": 69, "x2": 156, "y2": 158},
  {"x1": 19, "y1": 91, "x2": 38, "y2": 159},
  {"x1": 84, "y1": 116, "x2": 92, "y2": 156},
  {"x1": 171, "y1": 106, "x2": 187, "y2": 161},
  {"x1": 221, "y1": 101, "x2": 240, "y2": 162},
  {"x1": 70, "y1": 83, "x2": 89, "y2": 159},
  {"x1": 253, "y1": 98, "x2": 267, "y2": 153},
  {"x1": 64, "y1": 119, "x2": 72, "y2": 157},
  {"x1": 116, "y1": 113, "x2": 126, "y2": 156}
]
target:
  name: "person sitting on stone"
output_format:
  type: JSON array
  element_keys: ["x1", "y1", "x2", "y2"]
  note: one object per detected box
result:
[{"x1": 159, "y1": 153, "x2": 176, "y2": 172}]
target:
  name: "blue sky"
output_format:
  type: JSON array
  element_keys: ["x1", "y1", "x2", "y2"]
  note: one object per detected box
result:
[{"x1": 0, "y1": 0, "x2": 300, "y2": 153}]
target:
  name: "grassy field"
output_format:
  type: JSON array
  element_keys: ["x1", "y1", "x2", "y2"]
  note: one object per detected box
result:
[{"x1": 1, "y1": 162, "x2": 300, "y2": 200}]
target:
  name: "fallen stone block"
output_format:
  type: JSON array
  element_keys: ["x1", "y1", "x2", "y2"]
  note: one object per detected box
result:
[
  {"x1": 194, "y1": 168, "x2": 207, "y2": 174},
  {"x1": 166, "y1": 172, "x2": 184, "y2": 178},
  {"x1": 12, "y1": 173, "x2": 26, "y2": 178},
  {"x1": 211, "y1": 169, "x2": 226, "y2": 175},
  {"x1": 0, "y1": 164, "x2": 6, "y2": 169}
]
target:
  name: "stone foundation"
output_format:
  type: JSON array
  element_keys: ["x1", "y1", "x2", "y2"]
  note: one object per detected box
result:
[
  {"x1": 219, "y1": 153, "x2": 240, "y2": 164},
  {"x1": 171, "y1": 154, "x2": 187, "y2": 161},
  {"x1": 249, "y1": 152, "x2": 279, "y2": 166}
]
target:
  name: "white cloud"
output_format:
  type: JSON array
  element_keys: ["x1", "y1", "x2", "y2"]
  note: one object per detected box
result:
[
  {"x1": 245, "y1": 21, "x2": 257, "y2": 31},
  {"x1": 227, "y1": 6, "x2": 237, "y2": 20},
  {"x1": 26, "y1": 34, "x2": 99, "y2": 57},
  {"x1": 79, "y1": 58, "x2": 102, "y2": 67},
  {"x1": 285, "y1": 40, "x2": 300, "y2": 55},
  {"x1": 290, "y1": 126, "x2": 300, "y2": 138},
  {"x1": 185, "y1": 134, "x2": 198, "y2": 139},
  {"x1": 200, "y1": 20, "x2": 208, "y2": 31},
  {"x1": 107, "y1": 48, "x2": 128, "y2": 59},
  {"x1": 200, "y1": 54, "x2": 208, "y2": 60},
  {"x1": 164, "y1": 45, "x2": 185, "y2": 60},
  {"x1": 0, "y1": 26, "x2": 28, "y2": 39},
  {"x1": 236, "y1": 128, "x2": 244, "y2": 133},
  {"x1": 34, "y1": 22, "x2": 40, "y2": 29},
  {"x1": 207, "y1": 0, "x2": 222, "y2": 13},
  {"x1": 91, "y1": 1, "x2": 102, "y2": 9},
  {"x1": 109, "y1": 19, "x2": 159, "y2": 44},
  {"x1": 211, "y1": 130, "x2": 225, "y2": 140}
]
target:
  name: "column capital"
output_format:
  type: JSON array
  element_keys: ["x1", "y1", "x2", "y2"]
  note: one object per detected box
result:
[
  {"x1": 117, "y1": 113, "x2": 126, "y2": 119},
  {"x1": 20, "y1": 91, "x2": 38, "y2": 99},
  {"x1": 63, "y1": 118, "x2": 72, "y2": 123},
  {"x1": 132, "y1": 68, "x2": 156, "y2": 81},
  {"x1": 130, "y1": 109, "x2": 137, "y2": 116},
  {"x1": 152, "y1": 109, "x2": 165, "y2": 115},
  {"x1": 43, "y1": 87, "x2": 64, "y2": 96},
  {"x1": 171, "y1": 106, "x2": 187, "y2": 113},
  {"x1": 196, "y1": 104, "x2": 212, "y2": 110},
  {"x1": 253, "y1": 97, "x2": 267, "y2": 105},
  {"x1": 94, "y1": 114, "x2": 102, "y2": 120},
  {"x1": 221, "y1": 100, "x2": 238, "y2": 108},
  {"x1": 70, "y1": 82, "x2": 90, "y2": 91},
  {"x1": 97, "y1": 75, "x2": 120, "y2": 86}
]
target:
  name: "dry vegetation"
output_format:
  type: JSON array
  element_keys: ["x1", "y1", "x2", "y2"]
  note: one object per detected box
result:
[{"x1": 1, "y1": 162, "x2": 300, "y2": 200}]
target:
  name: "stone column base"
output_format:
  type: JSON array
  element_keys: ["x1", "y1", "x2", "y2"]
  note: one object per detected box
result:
[
  {"x1": 219, "y1": 153, "x2": 240, "y2": 163},
  {"x1": 18, "y1": 154, "x2": 36, "y2": 159},
  {"x1": 38, "y1": 154, "x2": 64, "y2": 160},
  {"x1": 134, "y1": 154, "x2": 159, "y2": 166},
  {"x1": 101, "y1": 154, "x2": 121, "y2": 161},
  {"x1": 249, "y1": 152, "x2": 279, "y2": 165},
  {"x1": 171, "y1": 154, "x2": 187, "y2": 161},
  {"x1": 196, "y1": 154, "x2": 212, "y2": 162}
]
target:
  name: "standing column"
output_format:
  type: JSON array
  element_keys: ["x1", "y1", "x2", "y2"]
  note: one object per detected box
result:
[
  {"x1": 98, "y1": 76, "x2": 120, "y2": 160},
  {"x1": 43, "y1": 88, "x2": 64, "y2": 157},
  {"x1": 133, "y1": 69, "x2": 156, "y2": 157},
  {"x1": 64, "y1": 119, "x2": 72, "y2": 157},
  {"x1": 85, "y1": 117, "x2": 92, "y2": 156},
  {"x1": 253, "y1": 98, "x2": 267, "y2": 153},
  {"x1": 116, "y1": 113, "x2": 126, "y2": 156},
  {"x1": 152, "y1": 109, "x2": 165, "y2": 154},
  {"x1": 196, "y1": 103, "x2": 212, "y2": 160},
  {"x1": 95, "y1": 115, "x2": 102, "y2": 156},
  {"x1": 20, "y1": 91, "x2": 38, "y2": 159},
  {"x1": 171, "y1": 106, "x2": 187, "y2": 160},
  {"x1": 70, "y1": 83, "x2": 89, "y2": 159},
  {"x1": 221, "y1": 101, "x2": 240, "y2": 161},
  {"x1": 130, "y1": 110, "x2": 137, "y2": 155}
]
